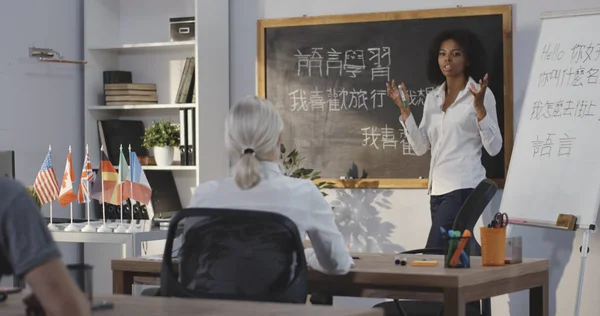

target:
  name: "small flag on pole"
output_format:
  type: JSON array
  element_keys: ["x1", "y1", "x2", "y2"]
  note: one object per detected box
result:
[
  {"x1": 118, "y1": 150, "x2": 130, "y2": 199},
  {"x1": 90, "y1": 151, "x2": 122, "y2": 205},
  {"x1": 77, "y1": 152, "x2": 94, "y2": 203},
  {"x1": 58, "y1": 151, "x2": 77, "y2": 206},
  {"x1": 33, "y1": 148, "x2": 60, "y2": 205},
  {"x1": 123, "y1": 150, "x2": 152, "y2": 205}
]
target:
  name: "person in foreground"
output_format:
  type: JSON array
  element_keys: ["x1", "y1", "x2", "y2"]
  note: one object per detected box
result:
[
  {"x1": 186, "y1": 95, "x2": 354, "y2": 275},
  {"x1": 0, "y1": 177, "x2": 91, "y2": 316},
  {"x1": 386, "y1": 29, "x2": 503, "y2": 249}
]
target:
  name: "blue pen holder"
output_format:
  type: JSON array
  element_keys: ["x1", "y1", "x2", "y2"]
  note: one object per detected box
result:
[{"x1": 443, "y1": 234, "x2": 472, "y2": 268}]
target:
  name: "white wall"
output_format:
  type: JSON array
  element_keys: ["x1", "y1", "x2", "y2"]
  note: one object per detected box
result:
[
  {"x1": 0, "y1": 0, "x2": 82, "y2": 285},
  {"x1": 230, "y1": 0, "x2": 600, "y2": 315}
]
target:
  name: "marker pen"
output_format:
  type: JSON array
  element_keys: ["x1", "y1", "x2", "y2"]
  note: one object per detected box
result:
[{"x1": 398, "y1": 85, "x2": 408, "y2": 108}]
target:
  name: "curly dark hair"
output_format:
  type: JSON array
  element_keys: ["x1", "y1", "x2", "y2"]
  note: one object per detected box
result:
[{"x1": 426, "y1": 29, "x2": 488, "y2": 85}]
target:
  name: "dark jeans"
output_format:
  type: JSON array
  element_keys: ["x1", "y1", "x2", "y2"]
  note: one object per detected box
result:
[{"x1": 426, "y1": 188, "x2": 474, "y2": 249}]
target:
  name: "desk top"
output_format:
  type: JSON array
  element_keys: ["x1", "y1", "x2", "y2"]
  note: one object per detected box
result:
[
  {"x1": 113, "y1": 253, "x2": 549, "y2": 288},
  {"x1": 0, "y1": 293, "x2": 382, "y2": 316}
]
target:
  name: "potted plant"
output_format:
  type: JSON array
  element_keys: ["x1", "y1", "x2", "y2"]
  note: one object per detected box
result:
[
  {"x1": 280, "y1": 143, "x2": 335, "y2": 197},
  {"x1": 141, "y1": 120, "x2": 181, "y2": 166},
  {"x1": 26, "y1": 185, "x2": 42, "y2": 208}
]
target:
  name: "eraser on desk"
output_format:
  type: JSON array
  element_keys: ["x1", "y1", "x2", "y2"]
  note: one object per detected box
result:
[{"x1": 411, "y1": 260, "x2": 438, "y2": 267}]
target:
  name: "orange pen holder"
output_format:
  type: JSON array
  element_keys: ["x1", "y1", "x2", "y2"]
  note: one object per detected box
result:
[{"x1": 480, "y1": 227, "x2": 506, "y2": 266}]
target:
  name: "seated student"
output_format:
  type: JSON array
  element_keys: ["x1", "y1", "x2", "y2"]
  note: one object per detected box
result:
[
  {"x1": 186, "y1": 95, "x2": 354, "y2": 275},
  {"x1": 0, "y1": 176, "x2": 91, "y2": 316}
]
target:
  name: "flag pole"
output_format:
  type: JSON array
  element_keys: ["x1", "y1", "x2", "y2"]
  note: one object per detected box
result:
[
  {"x1": 97, "y1": 145, "x2": 112, "y2": 233},
  {"x1": 47, "y1": 145, "x2": 58, "y2": 232},
  {"x1": 115, "y1": 144, "x2": 127, "y2": 233},
  {"x1": 126, "y1": 144, "x2": 138, "y2": 233},
  {"x1": 64, "y1": 145, "x2": 80, "y2": 232},
  {"x1": 81, "y1": 145, "x2": 96, "y2": 232}
]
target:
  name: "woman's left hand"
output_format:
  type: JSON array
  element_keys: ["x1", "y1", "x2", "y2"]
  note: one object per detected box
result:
[{"x1": 468, "y1": 73, "x2": 488, "y2": 120}]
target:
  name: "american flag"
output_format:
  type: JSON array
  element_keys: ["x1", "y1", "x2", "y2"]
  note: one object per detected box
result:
[
  {"x1": 33, "y1": 149, "x2": 60, "y2": 205},
  {"x1": 77, "y1": 152, "x2": 94, "y2": 203}
]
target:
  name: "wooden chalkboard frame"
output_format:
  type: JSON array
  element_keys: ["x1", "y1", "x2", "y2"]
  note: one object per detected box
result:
[{"x1": 257, "y1": 5, "x2": 514, "y2": 189}]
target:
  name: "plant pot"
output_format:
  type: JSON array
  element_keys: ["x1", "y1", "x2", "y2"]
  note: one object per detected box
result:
[{"x1": 153, "y1": 146, "x2": 174, "y2": 166}]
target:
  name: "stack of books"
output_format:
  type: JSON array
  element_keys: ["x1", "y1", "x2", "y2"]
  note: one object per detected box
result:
[{"x1": 104, "y1": 83, "x2": 158, "y2": 106}]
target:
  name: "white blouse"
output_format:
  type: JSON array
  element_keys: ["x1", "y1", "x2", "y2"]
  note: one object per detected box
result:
[
  {"x1": 400, "y1": 77, "x2": 503, "y2": 196},
  {"x1": 186, "y1": 161, "x2": 354, "y2": 275}
]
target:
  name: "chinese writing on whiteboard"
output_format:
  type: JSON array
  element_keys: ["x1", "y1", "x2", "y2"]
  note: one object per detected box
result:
[{"x1": 532, "y1": 133, "x2": 575, "y2": 158}]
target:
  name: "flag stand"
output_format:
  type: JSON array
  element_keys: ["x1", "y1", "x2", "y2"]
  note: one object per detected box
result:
[
  {"x1": 47, "y1": 202, "x2": 59, "y2": 231},
  {"x1": 81, "y1": 145, "x2": 96, "y2": 232},
  {"x1": 63, "y1": 145, "x2": 80, "y2": 232},
  {"x1": 97, "y1": 145, "x2": 112, "y2": 233},
  {"x1": 81, "y1": 198, "x2": 96, "y2": 232},
  {"x1": 125, "y1": 144, "x2": 139, "y2": 233},
  {"x1": 64, "y1": 203, "x2": 79, "y2": 231},
  {"x1": 115, "y1": 145, "x2": 128, "y2": 233}
]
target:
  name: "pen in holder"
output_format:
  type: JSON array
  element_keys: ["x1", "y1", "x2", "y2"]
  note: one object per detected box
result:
[{"x1": 443, "y1": 229, "x2": 472, "y2": 268}]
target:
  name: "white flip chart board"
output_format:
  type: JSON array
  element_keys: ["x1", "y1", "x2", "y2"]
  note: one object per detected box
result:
[{"x1": 500, "y1": 9, "x2": 600, "y2": 229}]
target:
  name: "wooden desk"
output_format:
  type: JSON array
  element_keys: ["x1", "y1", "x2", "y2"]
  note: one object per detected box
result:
[
  {"x1": 0, "y1": 293, "x2": 382, "y2": 316},
  {"x1": 112, "y1": 253, "x2": 549, "y2": 316}
]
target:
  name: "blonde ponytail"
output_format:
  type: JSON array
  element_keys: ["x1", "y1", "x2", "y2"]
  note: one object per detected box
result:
[{"x1": 226, "y1": 95, "x2": 284, "y2": 190}]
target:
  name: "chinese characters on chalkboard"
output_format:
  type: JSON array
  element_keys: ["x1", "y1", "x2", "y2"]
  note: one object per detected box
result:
[
  {"x1": 361, "y1": 125, "x2": 416, "y2": 155},
  {"x1": 294, "y1": 47, "x2": 391, "y2": 80},
  {"x1": 289, "y1": 45, "x2": 432, "y2": 156},
  {"x1": 531, "y1": 42, "x2": 600, "y2": 159}
]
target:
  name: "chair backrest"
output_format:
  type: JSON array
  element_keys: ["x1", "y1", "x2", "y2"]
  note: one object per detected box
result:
[
  {"x1": 452, "y1": 179, "x2": 498, "y2": 233},
  {"x1": 160, "y1": 208, "x2": 308, "y2": 304}
]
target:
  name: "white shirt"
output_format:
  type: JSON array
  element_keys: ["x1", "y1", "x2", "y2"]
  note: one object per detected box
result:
[
  {"x1": 186, "y1": 161, "x2": 354, "y2": 275},
  {"x1": 400, "y1": 77, "x2": 503, "y2": 196}
]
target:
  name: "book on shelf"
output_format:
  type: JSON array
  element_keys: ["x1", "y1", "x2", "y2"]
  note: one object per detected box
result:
[
  {"x1": 175, "y1": 57, "x2": 195, "y2": 104},
  {"x1": 104, "y1": 83, "x2": 158, "y2": 106},
  {"x1": 103, "y1": 71, "x2": 132, "y2": 84}
]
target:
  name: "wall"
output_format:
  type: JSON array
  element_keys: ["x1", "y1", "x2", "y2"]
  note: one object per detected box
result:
[
  {"x1": 0, "y1": 0, "x2": 83, "y2": 285},
  {"x1": 230, "y1": 0, "x2": 600, "y2": 315}
]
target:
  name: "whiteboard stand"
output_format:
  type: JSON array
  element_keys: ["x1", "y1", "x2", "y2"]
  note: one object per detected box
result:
[
  {"x1": 510, "y1": 219, "x2": 595, "y2": 316},
  {"x1": 575, "y1": 225, "x2": 594, "y2": 316}
]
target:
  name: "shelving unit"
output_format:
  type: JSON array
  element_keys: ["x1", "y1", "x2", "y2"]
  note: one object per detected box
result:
[
  {"x1": 83, "y1": 0, "x2": 229, "y2": 294},
  {"x1": 84, "y1": 0, "x2": 229, "y2": 218}
]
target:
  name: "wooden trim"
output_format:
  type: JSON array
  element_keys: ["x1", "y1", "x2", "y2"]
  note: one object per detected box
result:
[
  {"x1": 257, "y1": 5, "x2": 511, "y2": 28},
  {"x1": 258, "y1": 5, "x2": 514, "y2": 189},
  {"x1": 501, "y1": 5, "x2": 515, "y2": 180}
]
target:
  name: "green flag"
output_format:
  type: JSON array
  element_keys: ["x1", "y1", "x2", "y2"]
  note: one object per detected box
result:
[{"x1": 118, "y1": 151, "x2": 129, "y2": 184}]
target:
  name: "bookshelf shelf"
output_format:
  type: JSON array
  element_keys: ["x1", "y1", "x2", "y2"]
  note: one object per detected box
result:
[
  {"x1": 88, "y1": 104, "x2": 196, "y2": 110},
  {"x1": 113, "y1": 164, "x2": 196, "y2": 171},
  {"x1": 88, "y1": 40, "x2": 195, "y2": 52}
]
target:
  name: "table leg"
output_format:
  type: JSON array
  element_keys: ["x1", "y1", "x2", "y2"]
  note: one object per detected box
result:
[
  {"x1": 443, "y1": 288, "x2": 465, "y2": 316},
  {"x1": 112, "y1": 270, "x2": 133, "y2": 295},
  {"x1": 529, "y1": 282, "x2": 548, "y2": 316}
]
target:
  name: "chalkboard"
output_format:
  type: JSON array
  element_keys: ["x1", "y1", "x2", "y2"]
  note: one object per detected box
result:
[{"x1": 257, "y1": 5, "x2": 514, "y2": 188}]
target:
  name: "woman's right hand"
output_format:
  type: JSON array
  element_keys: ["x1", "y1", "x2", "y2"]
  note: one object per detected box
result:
[{"x1": 386, "y1": 79, "x2": 411, "y2": 118}]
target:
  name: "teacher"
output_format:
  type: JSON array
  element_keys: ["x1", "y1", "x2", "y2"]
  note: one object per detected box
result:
[{"x1": 386, "y1": 29, "x2": 503, "y2": 249}]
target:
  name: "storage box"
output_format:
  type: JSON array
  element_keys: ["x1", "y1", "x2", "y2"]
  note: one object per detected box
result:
[{"x1": 170, "y1": 17, "x2": 195, "y2": 42}]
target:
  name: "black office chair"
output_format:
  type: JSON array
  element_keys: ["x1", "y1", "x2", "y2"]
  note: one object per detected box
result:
[
  {"x1": 160, "y1": 207, "x2": 308, "y2": 304},
  {"x1": 374, "y1": 179, "x2": 498, "y2": 316}
]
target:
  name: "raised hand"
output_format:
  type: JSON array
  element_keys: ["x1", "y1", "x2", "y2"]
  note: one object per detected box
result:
[
  {"x1": 386, "y1": 79, "x2": 410, "y2": 114},
  {"x1": 469, "y1": 73, "x2": 489, "y2": 120},
  {"x1": 468, "y1": 73, "x2": 489, "y2": 108}
]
